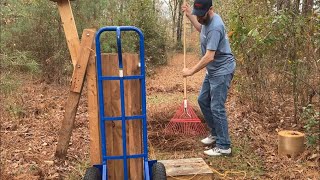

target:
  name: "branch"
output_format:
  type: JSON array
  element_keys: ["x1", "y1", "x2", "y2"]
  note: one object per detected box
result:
[{"x1": 281, "y1": 70, "x2": 320, "y2": 95}]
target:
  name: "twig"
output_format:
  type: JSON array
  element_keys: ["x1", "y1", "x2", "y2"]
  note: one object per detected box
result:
[{"x1": 280, "y1": 70, "x2": 319, "y2": 95}]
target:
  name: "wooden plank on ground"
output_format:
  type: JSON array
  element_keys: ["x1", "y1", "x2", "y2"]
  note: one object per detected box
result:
[
  {"x1": 159, "y1": 158, "x2": 213, "y2": 180},
  {"x1": 102, "y1": 53, "x2": 142, "y2": 180},
  {"x1": 57, "y1": 0, "x2": 80, "y2": 67},
  {"x1": 87, "y1": 46, "x2": 101, "y2": 165},
  {"x1": 55, "y1": 29, "x2": 95, "y2": 159}
]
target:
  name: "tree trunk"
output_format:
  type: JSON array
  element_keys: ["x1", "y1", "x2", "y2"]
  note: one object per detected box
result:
[
  {"x1": 293, "y1": 0, "x2": 301, "y2": 13},
  {"x1": 276, "y1": 0, "x2": 284, "y2": 11},
  {"x1": 302, "y1": 0, "x2": 313, "y2": 15},
  {"x1": 176, "y1": 0, "x2": 183, "y2": 46},
  {"x1": 169, "y1": 0, "x2": 179, "y2": 43},
  {"x1": 285, "y1": 0, "x2": 291, "y2": 10}
]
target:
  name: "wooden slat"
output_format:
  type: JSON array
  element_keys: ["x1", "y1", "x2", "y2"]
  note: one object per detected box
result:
[
  {"x1": 70, "y1": 29, "x2": 95, "y2": 93},
  {"x1": 159, "y1": 158, "x2": 213, "y2": 180},
  {"x1": 102, "y1": 53, "x2": 142, "y2": 179},
  {"x1": 87, "y1": 47, "x2": 101, "y2": 165},
  {"x1": 57, "y1": 0, "x2": 80, "y2": 67},
  {"x1": 124, "y1": 53, "x2": 142, "y2": 180},
  {"x1": 55, "y1": 29, "x2": 95, "y2": 159},
  {"x1": 101, "y1": 54, "x2": 116, "y2": 177},
  {"x1": 102, "y1": 54, "x2": 123, "y2": 180}
]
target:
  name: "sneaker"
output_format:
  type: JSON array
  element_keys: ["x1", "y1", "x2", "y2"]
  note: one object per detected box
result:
[
  {"x1": 201, "y1": 135, "x2": 216, "y2": 145},
  {"x1": 204, "y1": 147, "x2": 232, "y2": 156}
]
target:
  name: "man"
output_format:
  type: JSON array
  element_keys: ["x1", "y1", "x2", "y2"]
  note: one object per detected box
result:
[{"x1": 181, "y1": 0, "x2": 235, "y2": 156}]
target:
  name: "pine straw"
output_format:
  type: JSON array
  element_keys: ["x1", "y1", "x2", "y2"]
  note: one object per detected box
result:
[{"x1": 147, "y1": 103, "x2": 206, "y2": 152}]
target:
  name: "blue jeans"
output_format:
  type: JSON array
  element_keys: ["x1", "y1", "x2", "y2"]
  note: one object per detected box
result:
[{"x1": 198, "y1": 73, "x2": 233, "y2": 149}]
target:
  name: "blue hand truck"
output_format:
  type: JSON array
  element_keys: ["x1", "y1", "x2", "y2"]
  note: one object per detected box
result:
[{"x1": 83, "y1": 26, "x2": 166, "y2": 180}]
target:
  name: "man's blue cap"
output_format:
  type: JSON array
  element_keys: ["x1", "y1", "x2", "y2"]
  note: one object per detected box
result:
[{"x1": 192, "y1": 0, "x2": 212, "y2": 16}]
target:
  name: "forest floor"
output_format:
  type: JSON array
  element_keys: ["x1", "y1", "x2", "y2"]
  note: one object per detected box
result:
[{"x1": 1, "y1": 53, "x2": 319, "y2": 179}]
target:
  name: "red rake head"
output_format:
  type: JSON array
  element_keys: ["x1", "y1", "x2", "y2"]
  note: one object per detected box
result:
[{"x1": 164, "y1": 101, "x2": 207, "y2": 136}]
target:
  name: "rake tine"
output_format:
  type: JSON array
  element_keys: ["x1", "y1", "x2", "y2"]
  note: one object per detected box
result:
[{"x1": 164, "y1": 102, "x2": 207, "y2": 136}]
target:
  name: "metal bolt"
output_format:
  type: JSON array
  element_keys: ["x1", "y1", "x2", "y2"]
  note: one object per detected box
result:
[
  {"x1": 77, "y1": 65, "x2": 81, "y2": 68},
  {"x1": 87, "y1": 33, "x2": 90, "y2": 36}
]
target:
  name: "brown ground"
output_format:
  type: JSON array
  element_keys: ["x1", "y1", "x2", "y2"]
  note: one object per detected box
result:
[{"x1": 1, "y1": 53, "x2": 319, "y2": 179}]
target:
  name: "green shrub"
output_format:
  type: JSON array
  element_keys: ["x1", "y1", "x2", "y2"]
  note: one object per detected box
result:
[
  {"x1": 1, "y1": 51, "x2": 40, "y2": 74},
  {"x1": 301, "y1": 104, "x2": 320, "y2": 147},
  {"x1": 0, "y1": 73, "x2": 21, "y2": 95}
]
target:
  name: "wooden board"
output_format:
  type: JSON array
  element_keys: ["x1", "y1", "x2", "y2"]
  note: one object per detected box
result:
[
  {"x1": 87, "y1": 47, "x2": 101, "y2": 165},
  {"x1": 70, "y1": 29, "x2": 95, "y2": 93},
  {"x1": 55, "y1": 91, "x2": 81, "y2": 158},
  {"x1": 55, "y1": 29, "x2": 94, "y2": 158},
  {"x1": 102, "y1": 54, "x2": 123, "y2": 180},
  {"x1": 123, "y1": 54, "x2": 142, "y2": 180},
  {"x1": 159, "y1": 158, "x2": 213, "y2": 180},
  {"x1": 57, "y1": 0, "x2": 80, "y2": 67},
  {"x1": 102, "y1": 53, "x2": 142, "y2": 180}
]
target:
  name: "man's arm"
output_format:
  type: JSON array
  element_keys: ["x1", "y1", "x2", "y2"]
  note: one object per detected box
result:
[
  {"x1": 183, "y1": 50, "x2": 216, "y2": 77},
  {"x1": 182, "y1": 3, "x2": 202, "y2": 32},
  {"x1": 187, "y1": 14, "x2": 202, "y2": 32}
]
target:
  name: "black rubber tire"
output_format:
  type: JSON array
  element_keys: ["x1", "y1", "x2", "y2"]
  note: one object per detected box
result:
[
  {"x1": 83, "y1": 167, "x2": 101, "y2": 180},
  {"x1": 152, "y1": 162, "x2": 167, "y2": 180}
]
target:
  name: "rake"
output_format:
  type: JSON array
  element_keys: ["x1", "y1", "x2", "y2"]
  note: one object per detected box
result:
[{"x1": 164, "y1": 2, "x2": 207, "y2": 136}]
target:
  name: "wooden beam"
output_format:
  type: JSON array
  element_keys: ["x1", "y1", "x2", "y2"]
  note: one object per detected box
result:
[
  {"x1": 159, "y1": 158, "x2": 213, "y2": 180},
  {"x1": 70, "y1": 29, "x2": 95, "y2": 93},
  {"x1": 55, "y1": 91, "x2": 81, "y2": 159},
  {"x1": 56, "y1": 0, "x2": 80, "y2": 67},
  {"x1": 55, "y1": 29, "x2": 95, "y2": 159},
  {"x1": 87, "y1": 47, "x2": 102, "y2": 165},
  {"x1": 124, "y1": 54, "x2": 143, "y2": 180}
]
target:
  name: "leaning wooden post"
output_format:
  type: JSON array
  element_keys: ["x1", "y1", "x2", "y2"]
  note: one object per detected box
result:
[
  {"x1": 55, "y1": 29, "x2": 96, "y2": 158},
  {"x1": 50, "y1": 0, "x2": 79, "y2": 67}
]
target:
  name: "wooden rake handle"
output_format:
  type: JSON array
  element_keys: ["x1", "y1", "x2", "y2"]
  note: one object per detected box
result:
[{"x1": 183, "y1": 0, "x2": 187, "y2": 100}]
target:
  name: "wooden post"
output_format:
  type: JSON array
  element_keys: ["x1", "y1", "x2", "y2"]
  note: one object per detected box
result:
[
  {"x1": 50, "y1": 0, "x2": 100, "y2": 160},
  {"x1": 55, "y1": 29, "x2": 95, "y2": 159},
  {"x1": 55, "y1": 0, "x2": 80, "y2": 67},
  {"x1": 101, "y1": 53, "x2": 143, "y2": 180},
  {"x1": 87, "y1": 49, "x2": 102, "y2": 165},
  {"x1": 87, "y1": 51, "x2": 101, "y2": 165}
]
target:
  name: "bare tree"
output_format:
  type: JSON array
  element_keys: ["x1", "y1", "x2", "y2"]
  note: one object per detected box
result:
[
  {"x1": 293, "y1": 0, "x2": 301, "y2": 13},
  {"x1": 176, "y1": 0, "x2": 183, "y2": 45},
  {"x1": 302, "y1": 0, "x2": 314, "y2": 15},
  {"x1": 166, "y1": 0, "x2": 180, "y2": 41},
  {"x1": 277, "y1": 0, "x2": 292, "y2": 11},
  {"x1": 276, "y1": 0, "x2": 285, "y2": 11}
]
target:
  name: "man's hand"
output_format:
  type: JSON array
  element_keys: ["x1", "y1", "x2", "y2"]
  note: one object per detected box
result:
[
  {"x1": 182, "y1": 68, "x2": 194, "y2": 77},
  {"x1": 181, "y1": 3, "x2": 192, "y2": 17}
]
